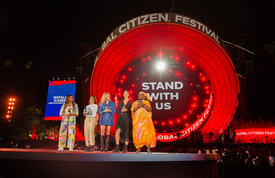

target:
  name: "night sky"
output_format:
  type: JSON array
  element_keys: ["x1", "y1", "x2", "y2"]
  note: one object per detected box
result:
[{"x1": 0, "y1": 0, "x2": 274, "y2": 120}]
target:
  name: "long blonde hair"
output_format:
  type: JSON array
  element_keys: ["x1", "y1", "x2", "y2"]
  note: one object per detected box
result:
[{"x1": 100, "y1": 92, "x2": 110, "y2": 104}]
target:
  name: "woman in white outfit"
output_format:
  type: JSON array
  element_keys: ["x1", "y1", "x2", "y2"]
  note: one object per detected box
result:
[{"x1": 83, "y1": 96, "x2": 98, "y2": 151}]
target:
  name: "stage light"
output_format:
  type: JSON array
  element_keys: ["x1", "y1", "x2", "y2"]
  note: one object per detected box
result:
[
  {"x1": 155, "y1": 61, "x2": 166, "y2": 71},
  {"x1": 157, "y1": 52, "x2": 163, "y2": 58},
  {"x1": 169, "y1": 120, "x2": 174, "y2": 126},
  {"x1": 142, "y1": 58, "x2": 146, "y2": 62},
  {"x1": 200, "y1": 76, "x2": 207, "y2": 82},
  {"x1": 121, "y1": 75, "x2": 126, "y2": 80},
  {"x1": 192, "y1": 96, "x2": 198, "y2": 101},
  {"x1": 191, "y1": 103, "x2": 197, "y2": 109},
  {"x1": 176, "y1": 71, "x2": 181, "y2": 77},
  {"x1": 128, "y1": 67, "x2": 133, "y2": 72},
  {"x1": 142, "y1": 72, "x2": 146, "y2": 76},
  {"x1": 183, "y1": 114, "x2": 188, "y2": 119},
  {"x1": 131, "y1": 83, "x2": 135, "y2": 88}
]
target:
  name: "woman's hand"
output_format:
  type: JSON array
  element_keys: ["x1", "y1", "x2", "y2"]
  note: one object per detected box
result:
[{"x1": 103, "y1": 108, "x2": 112, "y2": 112}]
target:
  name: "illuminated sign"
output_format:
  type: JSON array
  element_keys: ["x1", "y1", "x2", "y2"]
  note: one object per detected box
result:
[
  {"x1": 90, "y1": 13, "x2": 239, "y2": 142},
  {"x1": 99, "y1": 13, "x2": 220, "y2": 53},
  {"x1": 235, "y1": 129, "x2": 275, "y2": 144},
  {"x1": 114, "y1": 52, "x2": 214, "y2": 141},
  {"x1": 44, "y1": 80, "x2": 76, "y2": 120}
]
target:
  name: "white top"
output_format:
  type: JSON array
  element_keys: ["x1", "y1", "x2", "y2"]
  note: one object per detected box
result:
[{"x1": 84, "y1": 104, "x2": 98, "y2": 117}]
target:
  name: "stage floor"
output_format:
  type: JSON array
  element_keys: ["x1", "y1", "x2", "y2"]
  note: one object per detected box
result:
[
  {"x1": 0, "y1": 148, "x2": 214, "y2": 162},
  {"x1": 0, "y1": 148, "x2": 218, "y2": 178}
]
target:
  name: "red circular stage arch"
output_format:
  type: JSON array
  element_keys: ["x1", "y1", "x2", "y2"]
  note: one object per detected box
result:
[{"x1": 90, "y1": 13, "x2": 239, "y2": 142}]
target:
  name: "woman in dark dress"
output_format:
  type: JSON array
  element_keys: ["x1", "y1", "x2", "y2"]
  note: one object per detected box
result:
[{"x1": 113, "y1": 90, "x2": 132, "y2": 153}]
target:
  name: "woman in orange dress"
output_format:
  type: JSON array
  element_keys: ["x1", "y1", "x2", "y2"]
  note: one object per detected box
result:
[{"x1": 131, "y1": 91, "x2": 156, "y2": 153}]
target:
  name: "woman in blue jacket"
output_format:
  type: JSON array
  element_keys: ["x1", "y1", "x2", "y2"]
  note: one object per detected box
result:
[{"x1": 98, "y1": 92, "x2": 116, "y2": 151}]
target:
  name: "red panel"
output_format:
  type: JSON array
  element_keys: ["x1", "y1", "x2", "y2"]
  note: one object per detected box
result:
[
  {"x1": 44, "y1": 116, "x2": 62, "y2": 121},
  {"x1": 49, "y1": 80, "x2": 76, "y2": 86},
  {"x1": 90, "y1": 23, "x2": 239, "y2": 140},
  {"x1": 235, "y1": 128, "x2": 275, "y2": 144}
]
